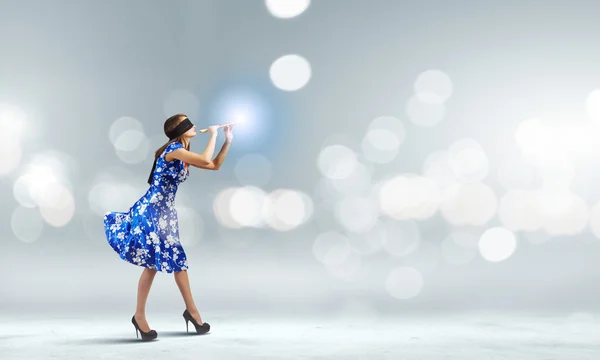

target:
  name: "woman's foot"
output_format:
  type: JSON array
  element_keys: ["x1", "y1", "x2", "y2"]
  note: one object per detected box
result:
[
  {"x1": 134, "y1": 313, "x2": 152, "y2": 332},
  {"x1": 131, "y1": 314, "x2": 158, "y2": 341},
  {"x1": 183, "y1": 309, "x2": 210, "y2": 334},
  {"x1": 187, "y1": 309, "x2": 203, "y2": 325}
]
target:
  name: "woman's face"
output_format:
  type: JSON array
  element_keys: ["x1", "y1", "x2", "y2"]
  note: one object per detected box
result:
[{"x1": 184, "y1": 124, "x2": 197, "y2": 138}]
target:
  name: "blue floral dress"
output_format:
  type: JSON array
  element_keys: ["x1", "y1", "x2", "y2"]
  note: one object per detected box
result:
[{"x1": 104, "y1": 142, "x2": 190, "y2": 273}]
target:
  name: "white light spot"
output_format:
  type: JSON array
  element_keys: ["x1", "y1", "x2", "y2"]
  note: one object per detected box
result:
[
  {"x1": 585, "y1": 89, "x2": 600, "y2": 121},
  {"x1": 440, "y1": 182, "x2": 498, "y2": 226},
  {"x1": 361, "y1": 115, "x2": 406, "y2": 164},
  {"x1": 385, "y1": 267, "x2": 424, "y2": 300},
  {"x1": 414, "y1": 69, "x2": 453, "y2": 104},
  {"x1": 326, "y1": 162, "x2": 372, "y2": 196},
  {"x1": 229, "y1": 186, "x2": 267, "y2": 228},
  {"x1": 317, "y1": 144, "x2": 358, "y2": 180},
  {"x1": 269, "y1": 54, "x2": 311, "y2": 91},
  {"x1": 0, "y1": 136, "x2": 21, "y2": 176},
  {"x1": 263, "y1": 189, "x2": 312, "y2": 231},
  {"x1": 109, "y1": 117, "x2": 144, "y2": 146},
  {"x1": 88, "y1": 178, "x2": 146, "y2": 217},
  {"x1": 379, "y1": 175, "x2": 440, "y2": 220},
  {"x1": 0, "y1": 104, "x2": 28, "y2": 140},
  {"x1": 13, "y1": 174, "x2": 38, "y2": 208},
  {"x1": 234, "y1": 153, "x2": 273, "y2": 187},
  {"x1": 540, "y1": 191, "x2": 589, "y2": 236},
  {"x1": 38, "y1": 182, "x2": 76, "y2": 227},
  {"x1": 114, "y1": 129, "x2": 150, "y2": 164},
  {"x1": 448, "y1": 138, "x2": 489, "y2": 182},
  {"x1": 478, "y1": 227, "x2": 517, "y2": 263},
  {"x1": 498, "y1": 190, "x2": 543, "y2": 232},
  {"x1": 406, "y1": 95, "x2": 445, "y2": 127},
  {"x1": 11, "y1": 206, "x2": 44, "y2": 243},
  {"x1": 213, "y1": 187, "x2": 243, "y2": 229},
  {"x1": 265, "y1": 0, "x2": 310, "y2": 19}
]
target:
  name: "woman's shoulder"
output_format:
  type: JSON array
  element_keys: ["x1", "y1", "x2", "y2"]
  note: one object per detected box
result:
[{"x1": 165, "y1": 141, "x2": 184, "y2": 152}]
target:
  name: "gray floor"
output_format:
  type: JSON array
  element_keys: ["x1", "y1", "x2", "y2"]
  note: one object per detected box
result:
[{"x1": 1, "y1": 311, "x2": 599, "y2": 359}]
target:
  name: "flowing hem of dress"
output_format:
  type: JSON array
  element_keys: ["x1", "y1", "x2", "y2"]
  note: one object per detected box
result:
[
  {"x1": 116, "y1": 253, "x2": 189, "y2": 273},
  {"x1": 104, "y1": 210, "x2": 189, "y2": 273}
]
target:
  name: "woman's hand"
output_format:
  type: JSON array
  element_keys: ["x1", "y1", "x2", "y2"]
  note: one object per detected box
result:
[
  {"x1": 224, "y1": 124, "x2": 233, "y2": 142},
  {"x1": 208, "y1": 125, "x2": 219, "y2": 136}
]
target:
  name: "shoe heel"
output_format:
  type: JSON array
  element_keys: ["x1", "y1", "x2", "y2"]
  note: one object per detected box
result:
[{"x1": 185, "y1": 319, "x2": 189, "y2": 333}]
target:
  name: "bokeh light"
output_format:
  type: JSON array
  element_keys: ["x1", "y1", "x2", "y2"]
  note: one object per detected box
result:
[
  {"x1": 88, "y1": 174, "x2": 146, "y2": 217},
  {"x1": 440, "y1": 182, "x2": 497, "y2": 226},
  {"x1": 269, "y1": 54, "x2": 311, "y2": 91},
  {"x1": 13, "y1": 150, "x2": 77, "y2": 228},
  {"x1": 585, "y1": 89, "x2": 600, "y2": 121},
  {"x1": 423, "y1": 150, "x2": 458, "y2": 189},
  {"x1": 213, "y1": 187, "x2": 243, "y2": 229},
  {"x1": 478, "y1": 227, "x2": 517, "y2": 263},
  {"x1": 265, "y1": 0, "x2": 310, "y2": 19},
  {"x1": 361, "y1": 116, "x2": 406, "y2": 164},
  {"x1": 385, "y1": 266, "x2": 424, "y2": 300},
  {"x1": 0, "y1": 104, "x2": 27, "y2": 176},
  {"x1": 213, "y1": 186, "x2": 312, "y2": 231},
  {"x1": 317, "y1": 144, "x2": 358, "y2": 180},
  {"x1": 11, "y1": 206, "x2": 44, "y2": 243},
  {"x1": 263, "y1": 189, "x2": 313, "y2": 231},
  {"x1": 448, "y1": 138, "x2": 489, "y2": 182},
  {"x1": 109, "y1": 116, "x2": 150, "y2": 164},
  {"x1": 0, "y1": 136, "x2": 22, "y2": 176},
  {"x1": 229, "y1": 186, "x2": 268, "y2": 228},
  {"x1": 0, "y1": 103, "x2": 28, "y2": 140},
  {"x1": 378, "y1": 174, "x2": 440, "y2": 220},
  {"x1": 414, "y1": 69, "x2": 453, "y2": 104}
]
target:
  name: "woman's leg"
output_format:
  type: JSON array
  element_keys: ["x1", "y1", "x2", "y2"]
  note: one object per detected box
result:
[
  {"x1": 134, "y1": 268, "x2": 158, "y2": 331},
  {"x1": 174, "y1": 270, "x2": 204, "y2": 324}
]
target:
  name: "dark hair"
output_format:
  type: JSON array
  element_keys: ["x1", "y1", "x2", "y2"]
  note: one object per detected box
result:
[{"x1": 147, "y1": 114, "x2": 191, "y2": 185}]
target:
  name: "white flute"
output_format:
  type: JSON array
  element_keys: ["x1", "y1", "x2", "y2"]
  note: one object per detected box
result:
[{"x1": 198, "y1": 121, "x2": 238, "y2": 133}]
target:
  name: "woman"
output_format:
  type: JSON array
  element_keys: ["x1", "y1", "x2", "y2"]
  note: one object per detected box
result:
[{"x1": 103, "y1": 113, "x2": 233, "y2": 340}]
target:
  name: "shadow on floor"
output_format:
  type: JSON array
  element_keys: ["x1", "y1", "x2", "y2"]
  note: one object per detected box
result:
[
  {"x1": 69, "y1": 337, "x2": 158, "y2": 345},
  {"x1": 159, "y1": 331, "x2": 211, "y2": 338}
]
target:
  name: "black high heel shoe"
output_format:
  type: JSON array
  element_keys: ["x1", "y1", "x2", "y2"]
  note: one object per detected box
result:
[
  {"x1": 131, "y1": 315, "x2": 158, "y2": 341},
  {"x1": 183, "y1": 309, "x2": 211, "y2": 334}
]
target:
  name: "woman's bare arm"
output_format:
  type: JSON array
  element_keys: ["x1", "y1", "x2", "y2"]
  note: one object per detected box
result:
[
  {"x1": 166, "y1": 132, "x2": 218, "y2": 166},
  {"x1": 195, "y1": 140, "x2": 232, "y2": 170}
]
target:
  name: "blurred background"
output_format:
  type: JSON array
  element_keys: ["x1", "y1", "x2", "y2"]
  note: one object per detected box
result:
[{"x1": 3, "y1": 0, "x2": 600, "y2": 318}]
